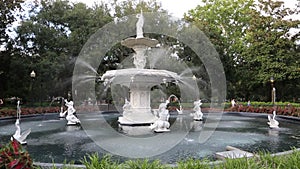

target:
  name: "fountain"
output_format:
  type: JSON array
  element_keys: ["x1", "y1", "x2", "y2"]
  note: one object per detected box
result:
[
  {"x1": 1, "y1": 11, "x2": 298, "y2": 165},
  {"x1": 101, "y1": 11, "x2": 180, "y2": 126}
]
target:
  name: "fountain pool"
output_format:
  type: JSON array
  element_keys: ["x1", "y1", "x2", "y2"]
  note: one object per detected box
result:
[{"x1": 1, "y1": 111, "x2": 300, "y2": 164}]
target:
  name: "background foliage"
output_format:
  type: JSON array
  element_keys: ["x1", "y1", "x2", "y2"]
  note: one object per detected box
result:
[{"x1": 0, "y1": 0, "x2": 299, "y2": 106}]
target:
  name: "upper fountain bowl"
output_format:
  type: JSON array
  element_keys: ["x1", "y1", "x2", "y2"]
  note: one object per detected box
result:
[
  {"x1": 121, "y1": 37, "x2": 159, "y2": 48},
  {"x1": 101, "y1": 68, "x2": 179, "y2": 87}
]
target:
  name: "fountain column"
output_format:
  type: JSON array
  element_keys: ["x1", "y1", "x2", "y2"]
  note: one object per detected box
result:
[{"x1": 117, "y1": 35, "x2": 159, "y2": 124}]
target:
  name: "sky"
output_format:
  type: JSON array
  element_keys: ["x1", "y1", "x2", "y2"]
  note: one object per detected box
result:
[{"x1": 71, "y1": 0, "x2": 299, "y2": 18}]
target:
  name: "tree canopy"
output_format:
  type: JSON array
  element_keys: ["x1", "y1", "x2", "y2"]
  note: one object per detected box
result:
[
  {"x1": 185, "y1": 0, "x2": 300, "y2": 101},
  {"x1": 0, "y1": 0, "x2": 299, "y2": 104}
]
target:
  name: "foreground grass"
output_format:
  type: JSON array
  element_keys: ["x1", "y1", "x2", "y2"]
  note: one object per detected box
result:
[{"x1": 42, "y1": 150, "x2": 300, "y2": 169}]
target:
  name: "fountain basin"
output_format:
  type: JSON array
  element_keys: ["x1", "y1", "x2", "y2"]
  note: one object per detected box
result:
[{"x1": 1, "y1": 111, "x2": 300, "y2": 164}]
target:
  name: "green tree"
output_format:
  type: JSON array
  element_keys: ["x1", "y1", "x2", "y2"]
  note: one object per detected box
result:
[
  {"x1": 240, "y1": 0, "x2": 300, "y2": 101},
  {"x1": 12, "y1": 0, "x2": 113, "y2": 102},
  {"x1": 0, "y1": 0, "x2": 24, "y2": 98},
  {"x1": 185, "y1": 0, "x2": 254, "y2": 100},
  {"x1": 185, "y1": 0, "x2": 300, "y2": 102},
  {"x1": 10, "y1": 0, "x2": 168, "y2": 103},
  {"x1": 0, "y1": 0, "x2": 24, "y2": 46}
]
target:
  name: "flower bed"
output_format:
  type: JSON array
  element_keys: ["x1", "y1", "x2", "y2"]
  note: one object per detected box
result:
[
  {"x1": 227, "y1": 105, "x2": 300, "y2": 117},
  {"x1": 0, "y1": 107, "x2": 60, "y2": 118}
]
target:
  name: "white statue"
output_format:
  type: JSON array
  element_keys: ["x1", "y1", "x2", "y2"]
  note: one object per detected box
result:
[
  {"x1": 65, "y1": 100, "x2": 80, "y2": 125},
  {"x1": 268, "y1": 110, "x2": 279, "y2": 129},
  {"x1": 190, "y1": 120, "x2": 203, "y2": 132},
  {"x1": 59, "y1": 106, "x2": 67, "y2": 118},
  {"x1": 150, "y1": 100, "x2": 170, "y2": 132},
  {"x1": 158, "y1": 106, "x2": 169, "y2": 122},
  {"x1": 11, "y1": 101, "x2": 31, "y2": 145},
  {"x1": 11, "y1": 119, "x2": 31, "y2": 145},
  {"x1": 133, "y1": 48, "x2": 147, "y2": 69},
  {"x1": 231, "y1": 99, "x2": 236, "y2": 107},
  {"x1": 193, "y1": 99, "x2": 203, "y2": 121},
  {"x1": 176, "y1": 105, "x2": 183, "y2": 114},
  {"x1": 136, "y1": 10, "x2": 144, "y2": 38},
  {"x1": 122, "y1": 98, "x2": 131, "y2": 115},
  {"x1": 158, "y1": 100, "x2": 169, "y2": 113},
  {"x1": 149, "y1": 120, "x2": 170, "y2": 132}
]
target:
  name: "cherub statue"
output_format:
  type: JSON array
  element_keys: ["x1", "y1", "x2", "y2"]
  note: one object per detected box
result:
[
  {"x1": 150, "y1": 100, "x2": 170, "y2": 132},
  {"x1": 193, "y1": 99, "x2": 203, "y2": 121},
  {"x1": 65, "y1": 100, "x2": 80, "y2": 125}
]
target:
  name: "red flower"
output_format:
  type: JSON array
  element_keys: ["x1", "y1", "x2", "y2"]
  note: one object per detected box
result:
[
  {"x1": 0, "y1": 140, "x2": 34, "y2": 168},
  {"x1": 8, "y1": 159, "x2": 19, "y2": 168},
  {"x1": 11, "y1": 140, "x2": 20, "y2": 154}
]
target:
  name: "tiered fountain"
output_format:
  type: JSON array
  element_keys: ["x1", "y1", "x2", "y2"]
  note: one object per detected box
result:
[{"x1": 101, "y1": 11, "x2": 180, "y2": 126}]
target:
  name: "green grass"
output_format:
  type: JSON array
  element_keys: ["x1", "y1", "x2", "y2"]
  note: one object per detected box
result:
[{"x1": 45, "y1": 150, "x2": 300, "y2": 169}]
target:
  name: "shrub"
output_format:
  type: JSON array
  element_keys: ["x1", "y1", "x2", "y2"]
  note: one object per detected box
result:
[{"x1": 0, "y1": 140, "x2": 34, "y2": 169}]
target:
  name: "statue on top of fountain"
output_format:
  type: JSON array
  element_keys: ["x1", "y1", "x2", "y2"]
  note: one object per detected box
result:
[
  {"x1": 133, "y1": 10, "x2": 147, "y2": 69},
  {"x1": 120, "y1": 10, "x2": 158, "y2": 69},
  {"x1": 64, "y1": 99, "x2": 81, "y2": 125},
  {"x1": 193, "y1": 99, "x2": 203, "y2": 121},
  {"x1": 136, "y1": 10, "x2": 144, "y2": 39}
]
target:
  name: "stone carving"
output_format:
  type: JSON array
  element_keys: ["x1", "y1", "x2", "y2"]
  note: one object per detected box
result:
[
  {"x1": 193, "y1": 99, "x2": 203, "y2": 121},
  {"x1": 122, "y1": 98, "x2": 131, "y2": 116},
  {"x1": 149, "y1": 120, "x2": 170, "y2": 132},
  {"x1": 268, "y1": 110, "x2": 279, "y2": 129},
  {"x1": 150, "y1": 100, "x2": 170, "y2": 132},
  {"x1": 59, "y1": 106, "x2": 67, "y2": 118},
  {"x1": 65, "y1": 100, "x2": 81, "y2": 125},
  {"x1": 231, "y1": 99, "x2": 236, "y2": 107},
  {"x1": 11, "y1": 101, "x2": 31, "y2": 145},
  {"x1": 136, "y1": 10, "x2": 144, "y2": 38},
  {"x1": 133, "y1": 47, "x2": 147, "y2": 69}
]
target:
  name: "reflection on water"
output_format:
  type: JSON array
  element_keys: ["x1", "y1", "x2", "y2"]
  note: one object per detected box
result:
[{"x1": 0, "y1": 112, "x2": 300, "y2": 164}]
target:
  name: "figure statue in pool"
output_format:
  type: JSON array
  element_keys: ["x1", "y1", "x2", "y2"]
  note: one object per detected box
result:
[
  {"x1": 11, "y1": 100, "x2": 31, "y2": 145},
  {"x1": 268, "y1": 110, "x2": 279, "y2": 129},
  {"x1": 64, "y1": 99, "x2": 81, "y2": 125},
  {"x1": 193, "y1": 99, "x2": 203, "y2": 121},
  {"x1": 149, "y1": 100, "x2": 170, "y2": 132}
]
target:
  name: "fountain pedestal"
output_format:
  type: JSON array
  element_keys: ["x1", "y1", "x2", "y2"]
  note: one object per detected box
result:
[{"x1": 119, "y1": 83, "x2": 157, "y2": 125}]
